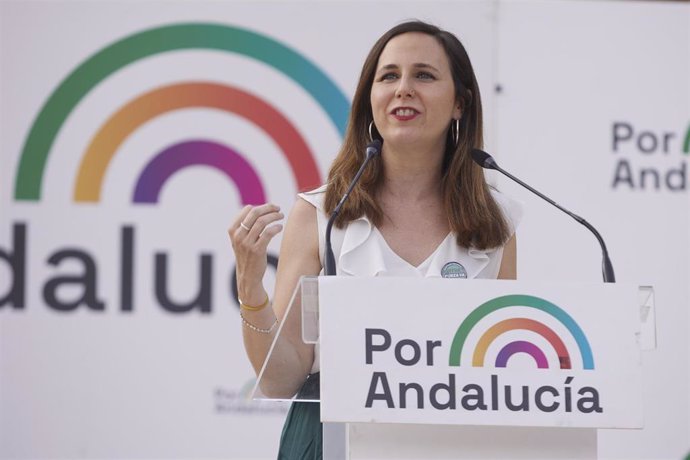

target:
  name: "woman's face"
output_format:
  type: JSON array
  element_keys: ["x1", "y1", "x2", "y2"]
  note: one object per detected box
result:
[{"x1": 370, "y1": 32, "x2": 461, "y2": 152}]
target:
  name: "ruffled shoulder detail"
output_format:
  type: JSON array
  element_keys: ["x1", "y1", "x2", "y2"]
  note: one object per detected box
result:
[
  {"x1": 298, "y1": 184, "x2": 328, "y2": 211},
  {"x1": 338, "y1": 216, "x2": 381, "y2": 276},
  {"x1": 298, "y1": 185, "x2": 382, "y2": 276}
]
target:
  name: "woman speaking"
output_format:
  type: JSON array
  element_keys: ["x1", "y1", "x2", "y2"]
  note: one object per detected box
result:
[{"x1": 228, "y1": 20, "x2": 521, "y2": 459}]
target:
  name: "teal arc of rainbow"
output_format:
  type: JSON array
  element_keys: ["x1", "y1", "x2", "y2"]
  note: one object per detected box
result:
[
  {"x1": 14, "y1": 23, "x2": 350, "y2": 200},
  {"x1": 448, "y1": 294, "x2": 594, "y2": 370}
]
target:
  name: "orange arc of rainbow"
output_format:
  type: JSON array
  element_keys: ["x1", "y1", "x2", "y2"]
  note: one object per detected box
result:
[
  {"x1": 472, "y1": 318, "x2": 572, "y2": 369},
  {"x1": 74, "y1": 82, "x2": 320, "y2": 201}
]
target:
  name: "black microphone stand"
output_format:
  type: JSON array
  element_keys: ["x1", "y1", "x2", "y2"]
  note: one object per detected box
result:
[
  {"x1": 324, "y1": 140, "x2": 382, "y2": 276},
  {"x1": 471, "y1": 149, "x2": 615, "y2": 283}
]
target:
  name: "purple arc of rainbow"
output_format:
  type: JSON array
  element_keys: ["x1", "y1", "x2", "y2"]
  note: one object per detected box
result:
[
  {"x1": 472, "y1": 318, "x2": 572, "y2": 369},
  {"x1": 495, "y1": 340, "x2": 549, "y2": 369},
  {"x1": 74, "y1": 82, "x2": 321, "y2": 202},
  {"x1": 133, "y1": 140, "x2": 265, "y2": 204}
]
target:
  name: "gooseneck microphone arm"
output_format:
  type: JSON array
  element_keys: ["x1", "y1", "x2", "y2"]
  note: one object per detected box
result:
[
  {"x1": 471, "y1": 149, "x2": 615, "y2": 283},
  {"x1": 324, "y1": 140, "x2": 382, "y2": 276}
]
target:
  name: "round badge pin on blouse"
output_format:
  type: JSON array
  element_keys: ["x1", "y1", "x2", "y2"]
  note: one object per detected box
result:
[{"x1": 441, "y1": 261, "x2": 467, "y2": 278}]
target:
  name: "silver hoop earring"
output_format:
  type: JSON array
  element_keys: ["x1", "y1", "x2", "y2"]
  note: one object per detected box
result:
[
  {"x1": 452, "y1": 119, "x2": 460, "y2": 147},
  {"x1": 368, "y1": 121, "x2": 376, "y2": 143}
]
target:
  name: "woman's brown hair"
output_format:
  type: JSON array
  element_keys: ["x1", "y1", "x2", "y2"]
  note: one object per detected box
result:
[{"x1": 323, "y1": 20, "x2": 510, "y2": 250}]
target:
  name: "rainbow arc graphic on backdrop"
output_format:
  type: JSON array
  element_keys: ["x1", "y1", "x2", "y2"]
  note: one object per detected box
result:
[
  {"x1": 74, "y1": 82, "x2": 318, "y2": 204},
  {"x1": 448, "y1": 294, "x2": 594, "y2": 370},
  {"x1": 14, "y1": 23, "x2": 350, "y2": 204}
]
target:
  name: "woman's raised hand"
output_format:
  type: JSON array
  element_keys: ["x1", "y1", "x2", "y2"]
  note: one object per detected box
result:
[{"x1": 228, "y1": 204, "x2": 284, "y2": 305}]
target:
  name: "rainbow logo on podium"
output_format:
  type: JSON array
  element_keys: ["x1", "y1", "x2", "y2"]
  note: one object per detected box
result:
[
  {"x1": 13, "y1": 23, "x2": 349, "y2": 204},
  {"x1": 448, "y1": 295, "x2": 594, "y2": 370}
]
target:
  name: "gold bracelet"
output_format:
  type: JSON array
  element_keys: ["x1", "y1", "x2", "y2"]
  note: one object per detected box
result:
[
  {"x1": 239, "y1": 293, "x2": 269, "y2": 312},
  {"x1": 240, "y1": 311, "x2": 278, "y2": 334}
]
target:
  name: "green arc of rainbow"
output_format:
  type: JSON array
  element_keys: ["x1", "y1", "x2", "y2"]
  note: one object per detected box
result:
[
  {"x1": 448, "y1": 294, "x2": 594, "y2": 369},
  {"x1": 14, "y1": 22, "x2": 350, "y2": 200}
]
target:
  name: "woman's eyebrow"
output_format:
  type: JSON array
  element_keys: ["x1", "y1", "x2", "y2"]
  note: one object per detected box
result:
[{"x1": 377, "y1": 63, "x2": 440, "y2": 72}]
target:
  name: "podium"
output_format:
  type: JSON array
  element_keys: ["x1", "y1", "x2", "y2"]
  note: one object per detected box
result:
[{"x1": 253, "y1": 277, "x2": 655, "y2": 459}]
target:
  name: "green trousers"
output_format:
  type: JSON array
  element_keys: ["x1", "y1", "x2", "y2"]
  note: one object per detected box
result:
[
  {"x1": 277, "y1": 373, "x2": 322, "y2": 459},
  {"x1": 278, "y1": 401, "x2": 322, "y2": 459}
]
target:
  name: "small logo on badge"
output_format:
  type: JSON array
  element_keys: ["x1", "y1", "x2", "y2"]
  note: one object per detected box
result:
[{"x1": 441, "y1": 262, "x2": 467, "y2": 279}]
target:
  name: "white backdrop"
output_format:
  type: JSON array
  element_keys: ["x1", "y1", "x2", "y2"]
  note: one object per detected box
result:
[
  {"x1": 495, "y1": 3, "x2": 689, "y2": 458},
  {"x1": 0, "y1": 1, "x2": 687, "y2": 459}
]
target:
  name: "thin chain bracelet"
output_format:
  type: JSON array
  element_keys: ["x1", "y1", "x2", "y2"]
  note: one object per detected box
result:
[{"x1": 240, "y1": 311, "x2": 278, "y2": 334}]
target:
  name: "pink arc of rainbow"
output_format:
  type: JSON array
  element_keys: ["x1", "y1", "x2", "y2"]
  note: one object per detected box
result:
[
  {"x1": 495, "y1": 340, "x2": 549, "y2": 369},
  {"x1": 472, "y1": 318, "x2": 572, "y2": 369},
  {"x1": 74, "y1": 82, "x2": 321, "y2": 202},
  {"x1": 133, "y1": 140, "x2": 265, "y2": 204}
]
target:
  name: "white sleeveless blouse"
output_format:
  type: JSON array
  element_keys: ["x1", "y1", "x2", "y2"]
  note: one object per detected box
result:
[{"x1": 298, "y1": 185, "x2": 523, "y2": 373}]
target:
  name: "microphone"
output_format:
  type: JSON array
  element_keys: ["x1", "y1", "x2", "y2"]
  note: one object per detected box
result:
[
  {"x1": 471, "y1": 149, "x2": 615, "y2": 283},
  {"x1": 324, "y1": 139, "x2": 382, "y2": 276}
]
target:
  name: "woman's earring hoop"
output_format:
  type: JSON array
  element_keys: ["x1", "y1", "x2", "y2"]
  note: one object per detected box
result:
[
  {"x1": 368, "y1": 121, "x2": 376, "y2": 143},
  {"x1": 452, "y1": 119, "x2": 460, "y2": 147}
]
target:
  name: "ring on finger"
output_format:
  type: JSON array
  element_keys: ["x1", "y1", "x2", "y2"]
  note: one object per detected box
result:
[{"x1": 240, "y1": 222, "x2": 251, "y2": 231}]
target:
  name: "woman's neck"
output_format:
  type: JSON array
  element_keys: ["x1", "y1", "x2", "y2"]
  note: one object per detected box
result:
[{"x1": 379, "y1": 144, "x2": 444, "y2": 202}]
